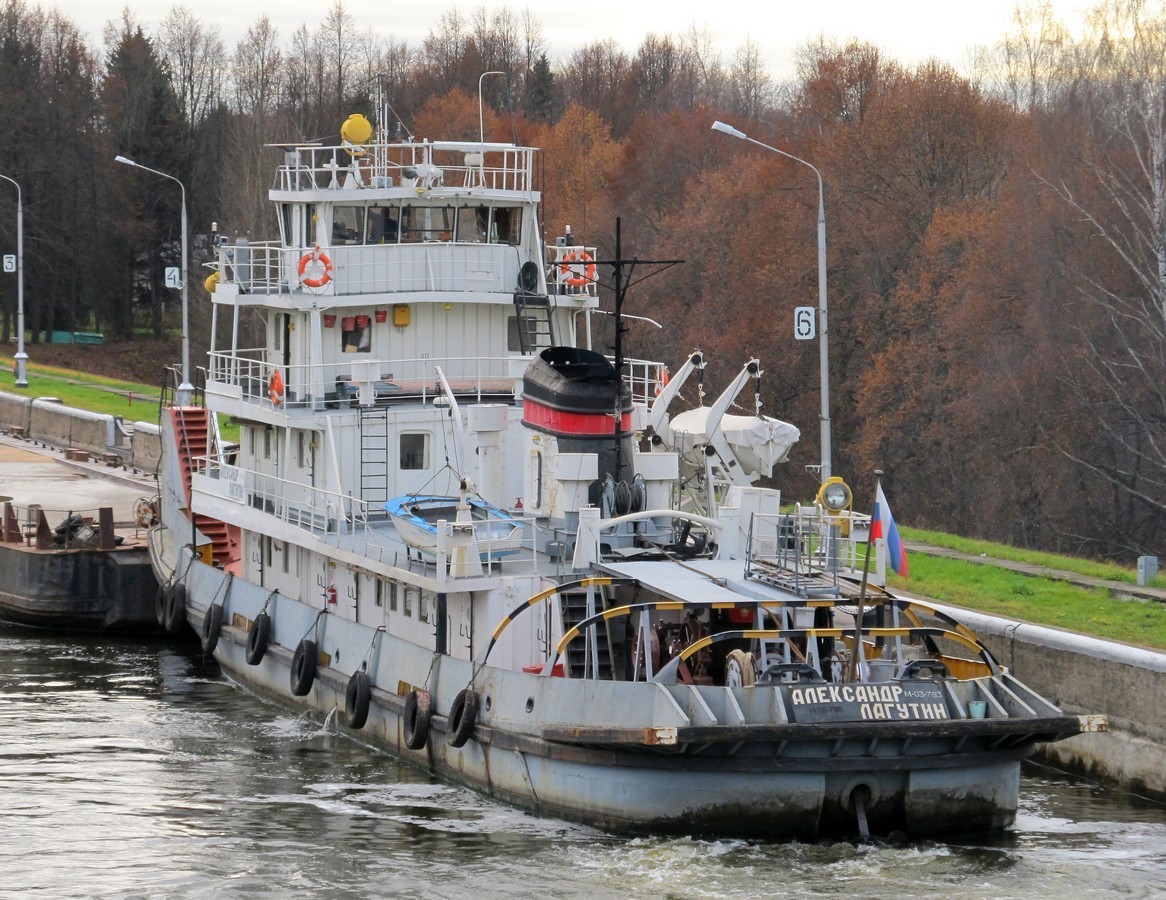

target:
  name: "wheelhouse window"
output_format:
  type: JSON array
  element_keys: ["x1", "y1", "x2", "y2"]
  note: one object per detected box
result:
[
  {"x1": 491, "y1": 207, "x2": 521, "y2": 244},
  {"x1": 401, "y1": 206, "x2": 453, "y2": 242},
  {"x1": 400, "y1": 433, "x2": 429, "y2": 469},
  {"x1": 332, "y1": 206, "x2": 364, "y2": 245},
  {"x1": 367, "y1": 206, "x2": 399, "y2": 243},
  {"x1": 456, "y1": 206, "x2": 489, "y2": 242}
]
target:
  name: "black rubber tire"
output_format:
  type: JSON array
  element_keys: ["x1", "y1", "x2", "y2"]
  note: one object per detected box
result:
[
  {"x1": 201, "y1": 603, "x2": 223, "y2": 656},
  {"x1": 446, "y1": 689, "x2": 479, "y2": 748},
  {"x1": 403, "y1": 689, "x2": 431, "y2": 750},
  {"x1": 164, "y1": 583, "x2": 187, "y2": 635},
  {"x1": 290, "y1": 639, "x2": 318, "y2": 696},
  {"x1": 345, "y1": 671, "x2": 372, "y2": 730},
  {"x1": 245, "y1": 612, "x2": 271, "y2": 665},
  {"x1": 155, "y1": 583, "x2": 170, "y2": 627}
]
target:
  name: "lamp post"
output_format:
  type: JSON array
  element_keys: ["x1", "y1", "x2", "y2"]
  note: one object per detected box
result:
[
  {"x1": 114, "y1": 155, "x2": 192, "y2": 406},
  {"x1": 0, "y1": 173, "x2": 28, "y2": 387},
  {"x1": 712, "y1": 120, "x2": 832, "y2": 482}
]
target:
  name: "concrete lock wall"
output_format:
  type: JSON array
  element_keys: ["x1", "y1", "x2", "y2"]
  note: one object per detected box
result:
[
  {"x1": 938, "y1": 604, "x2": 1166, "y2": 801},
  {"x1": 131, "y1": 421, "x2": 162, "y2": 474},
  {"x1": 29, "y1": 399, "x2": 112, "y2": 454},
  {"x1": 0, "y1": 393, "x2": 162, "y2": 471},
  {"x1": 0, "y1": 391, "x2": 32, "y2": 433}
]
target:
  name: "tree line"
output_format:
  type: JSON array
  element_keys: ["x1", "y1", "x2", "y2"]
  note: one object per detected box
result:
[{"x1": 0, "y1": 0, "x2": 1164, "y2": 563}]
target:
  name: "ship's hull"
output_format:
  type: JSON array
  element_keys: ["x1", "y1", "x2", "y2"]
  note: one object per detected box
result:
[{"x1": 159, "y1": 538, "x2": 1057, "y2": 840}]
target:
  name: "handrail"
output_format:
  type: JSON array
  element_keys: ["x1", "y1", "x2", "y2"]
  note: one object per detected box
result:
[
  {"x1": 544, "y1": 597, "x2": 1000, "y2": 682},
  {"x1": 477, "y1": 577, "x2": 636, "y2": 666}
]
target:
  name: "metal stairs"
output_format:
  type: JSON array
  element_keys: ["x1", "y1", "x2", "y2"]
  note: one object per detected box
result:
[
  {"x1": 513, "y1": 292, "x2": 555, "y2": 353},
  {"x1": 561, "y1": 586, "x2": 615, "y2": 679},
  {"x1": 171, "y1": 406, "x2": 239, "y2": 569}
]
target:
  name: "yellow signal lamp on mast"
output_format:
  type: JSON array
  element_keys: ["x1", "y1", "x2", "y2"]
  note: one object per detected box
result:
[{"x1": 816, "y1": 476, "x2": 854, "y2": 537}]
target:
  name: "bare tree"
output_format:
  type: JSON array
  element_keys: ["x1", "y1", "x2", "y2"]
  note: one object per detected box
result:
[{"x1": 1035, "y1": 0, "x2": 1166, "y2": 552}]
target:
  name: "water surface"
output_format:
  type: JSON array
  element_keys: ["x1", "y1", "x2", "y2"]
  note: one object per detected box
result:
[{"x1": 2, "y1": 628, "x2": 1164, "y2": 898}]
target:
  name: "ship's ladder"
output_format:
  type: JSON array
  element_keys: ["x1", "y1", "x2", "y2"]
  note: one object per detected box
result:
[
  {"x1": 560, "y1": 583, "x2": 616, "y2": 679},
  {"x1": 513, "y1": 292, "x2": 555, "y2": 354},
  {"x1": 170, "y1": 406, "x2": 240, "y2": 569}
]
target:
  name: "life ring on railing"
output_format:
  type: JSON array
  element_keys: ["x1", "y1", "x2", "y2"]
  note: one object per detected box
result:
[
  {"x1": 269, "y1": 369, "x2": 284, "y2": 405},
  {"x1": 654, "y1": 366, "x2": 670, "y2": 397},
  {"x1": 560, "y1": 251, "x2": 596, "y2": 288},
  {"x1": 298, "y1": 246, "x2": 333, "y2": 288}
]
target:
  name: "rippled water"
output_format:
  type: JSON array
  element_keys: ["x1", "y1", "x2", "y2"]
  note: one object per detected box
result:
[{"x1": 2, "y1": 627, "x2": 1166, "y2": 899}]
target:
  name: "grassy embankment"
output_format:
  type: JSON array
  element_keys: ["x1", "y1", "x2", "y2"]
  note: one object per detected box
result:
[
  {"x1": 0, "y1": 354, "x2": 238, "y2": 442},
  {"x1": 4, "y1": 354, "x2": 1164, "y2": 651}
]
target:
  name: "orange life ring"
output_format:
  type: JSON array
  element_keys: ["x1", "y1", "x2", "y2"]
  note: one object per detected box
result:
[
  {"x1": 269, "y1": 369, "x2": 284, "y2": 405},
  {"x1": 560, "y1": 251, "x2": 596, "y2": 288},
  {"x1": 298, "y1": 246, "x2": 333, "y2": 288},
  {"x1": 654, "y1": 366, "x2": 670, "y2": 396}
]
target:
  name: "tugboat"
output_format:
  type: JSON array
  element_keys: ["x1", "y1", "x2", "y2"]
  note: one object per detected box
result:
[{"x1": 145, "y1": 86, "x2": 1104, "y2": 840}]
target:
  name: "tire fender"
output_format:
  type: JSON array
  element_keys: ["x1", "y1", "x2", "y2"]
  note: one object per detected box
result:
[
  {"x1": 164, "y1": 583, "x2": 187, "y2": 635},
  {"x1": 403, "y1": 689, "x2": 431, "y2": 750},
  {"x1": 447, "y1": 689, "x2": 479, "y2": 748},
  {"x1": 290, "y1": 639, "x2": 318, "y2": 696},
  {"x1": 201, "y1": 603, "x2": 224, "y2": 656},
  {"x1": 345, "y1": 671, "x2": 372, "y2": 730},
  {"x1": 246, "y1": 612, "x2": 271, "y2": 666}
]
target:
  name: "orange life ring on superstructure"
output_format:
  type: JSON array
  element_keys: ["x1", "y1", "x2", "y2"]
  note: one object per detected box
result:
[
  {"x1": 269, "y1": 369, "x2": 284, "y2": 405},
  {"x1": 298, "y1": 246, "x2": 333, "y2": 288},
  {"x1": 560, "y1": 251, "x2": 596, "y2": 288}
]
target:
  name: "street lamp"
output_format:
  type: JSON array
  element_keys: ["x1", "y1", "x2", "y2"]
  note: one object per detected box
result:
[
  {"x1": 0, "y1": 173, "x2": 28, "y2": 388},
  {"x1": 712, "y1": 120, "x2": 832, "y2": 482},
  {"x1": 114, "y1": 155, "x2": 193, "y2": 406}
]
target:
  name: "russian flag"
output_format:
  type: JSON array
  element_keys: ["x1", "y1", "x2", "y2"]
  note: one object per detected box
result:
[{"x1": 872, "y1": 483, "x2": 908, "y2": 577}]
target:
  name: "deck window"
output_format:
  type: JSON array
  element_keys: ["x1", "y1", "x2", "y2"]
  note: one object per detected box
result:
[
  {"x1": 456, "y1": 206, "x2": 489, "y2": 242},
  {"x1": 401, "y1": 205, "x2": 453, "y2": 242},
  {"x1": 367, "y1": 206, "x2": 399, "y2": 243},
  {"x1": 332, "y1": 206, "x2": 364, "y2": 245},
  {"x1": 492, "y1": 207, "x2": 521, "y2": 244},
  {"x1": 400, "y1": 433, "x2": 429, "y2": 470}
]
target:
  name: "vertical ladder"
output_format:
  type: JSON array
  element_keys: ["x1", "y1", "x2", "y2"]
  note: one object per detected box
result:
[
  {"x1": 513, "y1": 293, "x2": 555, "y2": 353},
  {"x1": 359, "y1": 407, "x2": 390, "y2": 511},
  {"x1": 561, "y1": 586, "x2": 614, "y2": 679}
]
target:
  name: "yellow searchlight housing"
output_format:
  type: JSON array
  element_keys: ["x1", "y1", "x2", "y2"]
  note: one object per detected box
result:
[
  {"x1": 817, "y1": 477, "x2": 852, "y2": 514},
  {"x1": 816, "y1": 476, "x2": 853, "y2": 537}
]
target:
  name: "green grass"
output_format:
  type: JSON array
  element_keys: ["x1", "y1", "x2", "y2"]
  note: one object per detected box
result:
[
  {"x1": 888, "y1": 554, "x2": 1166, "y2": 650},
  {"x1": 903, "y1": 525, "x2": 1166, "y2": 590},
  {"x1": 0, "y1": 354, "x2": 238, "y2": 442},
  {"x1": 0, "y1": 355, "x2": 162, "y2": 418}
]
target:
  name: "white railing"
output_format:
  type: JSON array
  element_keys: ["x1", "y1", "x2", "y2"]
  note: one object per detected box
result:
[
  {"x1": 206, "y1": 351, "x2": 520, "y2": 411},
  {"x1": 622, "y1": 357, "x2": 669, "y2": 407},
  {"x1": 213, "y1": 240, "x2": 526, "y2": 297},
  {"x1": 273, "y1": 141, "x2": 537, "y2": 194},
  {"x1": 195, "y1": 460, "x2": 366, "y2": 537},
  {"x1": 546, "y1": 243, "x2": 599, "y2": 298},
  {"x1": 745, "y1": 509, "x2": 873, "y2": 585},
  {"x1": 194, "y1": 457, "x2": 539, "y2": 578}
]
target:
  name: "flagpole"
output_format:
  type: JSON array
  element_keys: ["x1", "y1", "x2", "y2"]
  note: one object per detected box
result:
[{"x1": 847, "y1": 469, "x2": 883, "y2": 683}]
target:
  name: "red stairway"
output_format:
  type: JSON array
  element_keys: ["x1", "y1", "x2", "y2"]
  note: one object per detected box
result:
[{"x1": 170, "y1": 407, "x2": 240, "y2": 570}]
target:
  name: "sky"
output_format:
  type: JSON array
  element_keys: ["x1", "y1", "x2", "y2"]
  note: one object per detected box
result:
[{"x1": 68, "y1": 1, "x2": 1089, "y2": 79}]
